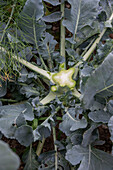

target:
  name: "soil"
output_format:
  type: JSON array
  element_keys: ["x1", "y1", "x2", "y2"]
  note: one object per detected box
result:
[{"x1": 96, "y1": 125, "x2": 112, "y2": 153}]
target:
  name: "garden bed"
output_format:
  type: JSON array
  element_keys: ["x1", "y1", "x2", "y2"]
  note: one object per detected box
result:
[{"x1": 0, "y1": 0, "x2": 113, "y2": 170}]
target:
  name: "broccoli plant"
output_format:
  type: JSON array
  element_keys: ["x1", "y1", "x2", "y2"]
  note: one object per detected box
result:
[{"x1": 1, "y1": 0, "x2": 113, "y2": 169}]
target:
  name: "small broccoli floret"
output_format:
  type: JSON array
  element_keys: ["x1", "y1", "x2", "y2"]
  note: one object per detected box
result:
[{"x1": 51, "y1": 85, "x2": 58, "y2": 92}]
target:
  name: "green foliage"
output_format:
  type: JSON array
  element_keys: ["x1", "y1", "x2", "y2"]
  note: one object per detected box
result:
[
  {"x1": 66, "y1": 145, "x2": 113, "y2": 169},
  {"x1": 0, "y1": 102, "x2": 34, "y2": 138},
  {"x1": 0, "y1": 140, "x2": 20, "y2": 170},
  {"x1": 82, "y1": 52, "x2": 113, "y2": 108},
  {"x1": 0, "y1": 0, "x2": 113, "y2": 169},
  {"x1": 22, "y1": 146, "x2": 39, "y2": 170}
]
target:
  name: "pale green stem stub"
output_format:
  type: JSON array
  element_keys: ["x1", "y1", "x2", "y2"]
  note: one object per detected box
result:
[
  {"x1": 51, "y1": 68, "x2": 76, "y2": 91},
  {"x1": 51, "y1": 85, "x2": 58, "y2": 92}
]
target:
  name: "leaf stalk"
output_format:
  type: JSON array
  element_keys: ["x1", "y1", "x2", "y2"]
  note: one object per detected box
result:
[
  {"x1": 36, "y1": 137, "x2": 45, "y2": 156},
  {"x1": 60, "y1": 1, "x2": 66, "y2": 68},
  {"x1": 53, "y1": 127, "x2": 58, "y2": 170},
  {"x1": 74, "y1": 12, "x2": 113, "y2": 67},
  {"x1": 0, "y1": 46, "x2": 53, "y2": 81}
]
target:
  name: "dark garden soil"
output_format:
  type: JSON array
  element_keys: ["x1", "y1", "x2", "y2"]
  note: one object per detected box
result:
[{"x1": 95, "y1": 125, "x2": 112, "y2": 153}]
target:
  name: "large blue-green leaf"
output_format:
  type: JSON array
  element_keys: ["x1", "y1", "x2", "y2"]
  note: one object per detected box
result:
[
  {"x1": 38, "y1": 151, "x2": 70, "y2": 170},
  {"x1": 108, "y1": 116, "x2": 113, "y2": 141},
  {"x1": 66, "y1": 145, "x2": 113, "y2": 169},
  {"x1": 88, "y1": 110, "x2": 111, "y2": 123},
  {"x1": 97, "y1": 39, "x2": 113, "y2": 63},
  {"x1": 42, "y1": 12, "x2": 62, "y2": 23},
  {"x1": 43, "y1": 0, "x2": 60, "y2": 6},
  {"x1": 107, "y1": 99, "x2": 113, "y2": 114},
  {"x1": 0, "y1": 140, "x2": 20, "y2": 170},
  {"x1": 20, "y1": 86, "x2": 40, "y2": 98},
  {"x1": 0, "y1": 102, "x2": 34, "y2": 138},
  {"x1": 63, "y1": 0, "x2": 99, "y2": 41},
  {"x1": 70, "y1": 130, "x2": 83, "y2": 145},
  {"x1": 22, "y1": 0, "x2": 44, "y2": 20},
  {"x1": 82, "y1": 52, "x2": 113, "y2": 108},
  {"x1": 23, "y1": 146, "x2": 39, "y2": 170},
  {"x1": 38, "y1": 32, "x2": 57, "y2": 60},
  {"x1": 59, "y1": 108, "x2": 87, "y2": 136},
  {"x1": 17, "y1": 0, "x2": 45, "y2": 44},
  {"x1": 17, "y1": 19, "x2": 45, "y2": 44},
  {"x1": 82, "y1": 124, "x2": 99, "y2": 147},
  {"x1": 80, "y1": 65, "x2": 93, "y2": 94},
  {"x1": 34, "y1": 124, "x2": 51, "y2": 141},
  {"x1": 99, "y1": 0, "x2": 113, "y2": 19},
  {"x1": 33, "y1": 111, "x2": 52, "y2": 141},
  {"x1": 15, "y1": 125, "x2": 34, "y2": 147}
]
